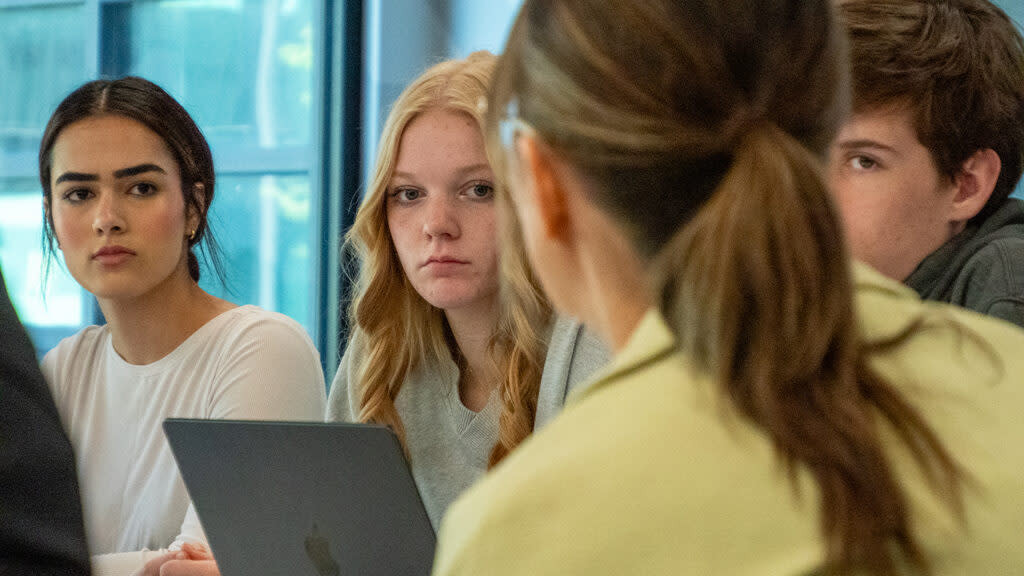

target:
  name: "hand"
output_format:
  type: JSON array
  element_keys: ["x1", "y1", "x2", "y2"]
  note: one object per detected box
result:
[
  {"x1": 137, "y1": 551, "x2": 186, "y2": 576},
  {"x1": 153, "y1": 559, "x2": 220, "y2": 576},
  {"x1": 135, "y1": 544, "x2": 219, "y2": 576},
  {"x1": 180, "y1": 543, "x2": 214, "y2": 561}
]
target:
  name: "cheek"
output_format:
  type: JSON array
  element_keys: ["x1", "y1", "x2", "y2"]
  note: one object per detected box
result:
[
  {"x1": 52, "y1": 208, "x2": 89, "y2": 248},
  {"x1": 155, "y1": 207, "x2": 183, "y2": 233},
  {"x1": 386, "y1": 211, "x2": 419, "y2": 274},
  {"x1": 149, "y1": 204, "x2": 189, "y2": 252},
  {"x1": 475, "y1": 208, "x2": 499, "y2": 268},
  {"x1": 831, "y1": 174, "x2": 895, "y2": 239}
]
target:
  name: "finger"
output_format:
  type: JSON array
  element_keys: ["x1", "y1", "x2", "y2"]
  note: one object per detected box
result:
[
  {"x1": 181, "y1": 542, "x2": 214, "y2": 560},
  {"x1": 159, "y1": 559, "x2": 221, "y2": 576},
  {"x1": 137, "y1": 551, "x2": 185, "y2": 576}
]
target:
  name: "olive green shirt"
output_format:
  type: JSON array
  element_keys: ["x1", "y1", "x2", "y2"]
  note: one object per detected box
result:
[{"x1": 433, "y1": 264, "x2": 1024, "y2": 575}]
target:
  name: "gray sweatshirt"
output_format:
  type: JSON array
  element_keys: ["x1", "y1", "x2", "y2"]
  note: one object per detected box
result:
[
  {"x1": 905, "y1": 197, "x2": 1024, "y2": 328},
  {"x1": 326, "y1": 315, "x2": 609, "y2": 529}
]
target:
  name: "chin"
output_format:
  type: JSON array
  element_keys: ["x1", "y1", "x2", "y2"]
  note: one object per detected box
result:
[
  {"x1": 82, "y1": 277, "x2": 153, "y2": 302},
  {"x1": 418, "y1": 279, "x2": 494, "y2": 311},
  {"x1": 424, "y1": 295, "x2": 477, "y2": 312}
]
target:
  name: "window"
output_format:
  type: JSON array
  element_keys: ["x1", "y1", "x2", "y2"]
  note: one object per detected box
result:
[
  {"x1": 0, "y1": 0, "x2": 339, "y2": 368},
  {"x1": 128, "y1": 0, "x2": 319, "y2": 328},
  {"x1": 361, "y1": 0, "x2": 522, "y2": 180}
]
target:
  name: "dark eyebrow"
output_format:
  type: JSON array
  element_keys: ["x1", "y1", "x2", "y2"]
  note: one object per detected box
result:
[
  {"x1": 114, "y1": 164, "x2": 167, "y2": 179},
  {"x1": 54, "y1": 164, "x2": 168, "y2": 185},
  {"x1": 835, "y1": 139, "x2": 899, "y2": 156},
  {"x1": 54, "y1": 172, "x2": 99, "y2": 185}
]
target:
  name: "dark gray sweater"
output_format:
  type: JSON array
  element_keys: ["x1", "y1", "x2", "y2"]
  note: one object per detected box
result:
[{"x1": 905, "y1": 197, "x2": 1024, "y2": 328}]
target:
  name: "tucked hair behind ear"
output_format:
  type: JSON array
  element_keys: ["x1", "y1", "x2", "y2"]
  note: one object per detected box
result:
[
  {"x1": 346, "y1": 51, "x2": 552, "y2": 467},
  {"x1": 488, "y1": 0, "x2": 963, "y2": 573}
]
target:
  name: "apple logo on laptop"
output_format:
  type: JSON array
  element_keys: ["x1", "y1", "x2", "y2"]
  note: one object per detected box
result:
[{"x1": 305, "y1": 522, "x2": 340, "y2": 576}]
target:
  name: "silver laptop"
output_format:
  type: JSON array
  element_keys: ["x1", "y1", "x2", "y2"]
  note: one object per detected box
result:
[{"x1": 163, "y1": 419, "x2": 436, "y2": 576}]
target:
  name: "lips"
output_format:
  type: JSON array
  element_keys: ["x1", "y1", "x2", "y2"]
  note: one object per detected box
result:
[
  {"x1": 422, "y1": 256, "x2": 468, "y2": 267},
  {"x1": 92, "y1": 245, "x2": 137, "y2": 265}
]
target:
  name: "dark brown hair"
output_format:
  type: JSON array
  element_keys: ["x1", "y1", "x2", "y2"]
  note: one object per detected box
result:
[
  {"x1": 840, "y1": 0, "x2": 1024, "y2": 221},
  {"x1": 488, "y1": 0, "x2": 962, "y2": 573},
  {"x1": 39, "y1": 76, "x2": 225, "y2": 284}
]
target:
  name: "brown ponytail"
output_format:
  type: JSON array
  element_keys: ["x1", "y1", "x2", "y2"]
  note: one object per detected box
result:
[
  {"x1": 489, "y1": 1, "x2": 967, "y2": 570},
  {"x1": 652, "y1": 122, "x2": 962, "y2": 574}
]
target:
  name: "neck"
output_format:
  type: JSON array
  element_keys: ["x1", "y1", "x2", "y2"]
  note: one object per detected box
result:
[
  {"x1": 98, "y1": 265, "x2": 233, "y2": 365},
  {"x1": 580, "y1": 253, "x2": 650, "y2": 353},
  {"x1": 445, "y1": 296, "x2": 500, "y2": 412},
  {"x1": 571, "y1": 207, "x2": 651, "y2": 354}
]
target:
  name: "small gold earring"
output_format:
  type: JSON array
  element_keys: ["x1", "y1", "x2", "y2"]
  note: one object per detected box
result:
[{"x1": 188, "y1": 229, "x2": 196, "y2": 241}]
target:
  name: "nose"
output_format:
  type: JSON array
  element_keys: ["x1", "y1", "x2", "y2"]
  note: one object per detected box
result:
[
  {"x1": 422, "y1": 195, "x2": 460, "y2": 239},
  {"x1": 93, "y1": 191, "x2": 127, "y2": 235}
]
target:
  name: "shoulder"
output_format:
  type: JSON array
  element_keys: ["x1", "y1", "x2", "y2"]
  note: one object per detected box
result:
[
  {"x1": 956, "y1": 238, "x2": 1024, "y2": 321},
  {"x1": 546, "y1": 316, "x2": 609, "y2": 375},
  {"x1": 43, "y1": 325, "x2": 108, "y2": 362},
  {"x1": 855, "y1": 262, "x2": 1024, "y2": 395},
  {"x1": 195, "y1": 305, "x2": 322, "y2": 383},
  {"x1": 41, "y1": 325, "x2": 109, "y2": 394},
  {"x1": 201, "y1": 305, "x2": 320, "y2": 362},
  {"x1": 194, "y1": 306, "x2": 325, "y2": 419},
  {"x1": 536, "y1": 316, "x2": 610, "y2": 429},
  {"x1": 327, "y1": 330, "x2": 368, "y2": 421},
  {"x1": 211, "y1": 305, "x2": 315, "y2": 342}
]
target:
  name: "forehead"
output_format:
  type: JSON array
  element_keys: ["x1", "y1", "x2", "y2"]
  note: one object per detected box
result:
[
  {"x1": 394, "y1": 108, "x2": 488, "y2": 172},
  {"x1": 839, "y1": 105, "x2": 921, "y2": 146},
  {"x1": 51, "y1": 115, "x2": 179, "y2": 175}
]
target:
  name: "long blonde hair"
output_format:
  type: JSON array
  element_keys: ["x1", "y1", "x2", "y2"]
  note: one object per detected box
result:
[
  {"x1": 347, "y1": 51, "x2": 551, "y2": 467},
  {"x1": 488, "y1": 1, "x2": 962, "y2": 573}
]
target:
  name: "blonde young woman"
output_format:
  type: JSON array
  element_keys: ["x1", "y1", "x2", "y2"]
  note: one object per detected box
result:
[
  {"x1": 327, "y1": 50, "x2": 607, "y2": 528},
  {"x1": 432, "y1": 1, "x2": 1024, "y2": 575}
]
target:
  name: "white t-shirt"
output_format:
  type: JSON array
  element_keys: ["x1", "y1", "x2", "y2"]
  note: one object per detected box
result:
[{"x1": 42, "y1": 305, "x2": 326, "y2": 576}]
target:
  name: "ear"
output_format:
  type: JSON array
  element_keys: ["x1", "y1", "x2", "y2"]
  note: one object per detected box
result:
[
  {"x1": 517, "y1": 135, "x2": 570, "y2": 242},
  {"x1": 186, "y1": 182, "x2": 205, "y2": 233},
  {"x1": 951, "y1": 148, "x2": 1000, "y2": 223}
]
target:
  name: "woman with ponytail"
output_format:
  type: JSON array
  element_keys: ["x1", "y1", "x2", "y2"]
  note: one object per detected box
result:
[
  {"x1": 432, "y1": 1, "x2": 1024, "y2": 574},
  {"x1": 327, "y1": 51, "x2": 607, "y2": 529},
  {"x1": 38, "y1": 77, "x2": 325, "y2": 576}
]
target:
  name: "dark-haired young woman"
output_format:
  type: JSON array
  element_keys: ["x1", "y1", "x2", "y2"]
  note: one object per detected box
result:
[{"x1": 38, "y1": 77, "x2": 325, "y2": 575}]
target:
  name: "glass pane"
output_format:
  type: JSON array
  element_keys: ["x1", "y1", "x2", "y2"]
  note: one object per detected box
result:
[
  {"x1": 200, "y1": 173, "x2": 314, "y2": 333},
  {"x1": 0, "y1": 4, "x2": 91, "y2": 355},
  {"x1": 0, "y1": 3, "x2": 89, "y2": 158},
  {"x1": 448, "y1": 0, "x2": 522, "y2": 58},
  {"x1": 0, "y1": 179, "x2": 87, "y2": 342},
  {"x1": 130, "y1": 0, "x2": 315, "y2": 152}
]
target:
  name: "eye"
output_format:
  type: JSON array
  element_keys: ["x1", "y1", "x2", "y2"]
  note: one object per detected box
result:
[
  {"x1": 389, "y1": 187, "x2": 423, "y2": 203},
  {"x1": 62, "y1": 188, "x2": 93, "y2": 203},
  {"x1": 130, "y1": 182, "x2": 158, "y2": 196},
  {"x1": 850, "y1": 155, "x2": 878, "y2": 171},
  {"x1": 464, "y1": 182, "x2": 494, "y2": 200}
]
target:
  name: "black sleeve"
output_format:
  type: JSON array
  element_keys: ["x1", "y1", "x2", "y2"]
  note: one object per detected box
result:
[{"x1": 0, "y1": 267, "x2": 91, "y2": 576}]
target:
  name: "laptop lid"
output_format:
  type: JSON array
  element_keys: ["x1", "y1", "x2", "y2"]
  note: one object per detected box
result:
[{"x1": 163, "y1": 419, "x2": 436, "y2": 576}]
